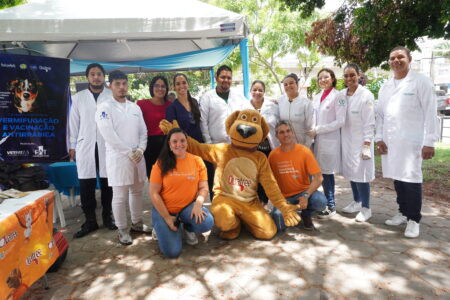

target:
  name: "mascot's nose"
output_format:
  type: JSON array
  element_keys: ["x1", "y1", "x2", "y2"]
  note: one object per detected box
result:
[
  {"x1": 23, "y1": 92, "x2": 30, "y2": 99},
  {"x1": 237, "y1": 124, "x2": 256, "y2": 138}
]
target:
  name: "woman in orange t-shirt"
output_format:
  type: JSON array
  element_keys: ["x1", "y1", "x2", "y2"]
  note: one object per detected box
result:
[{"x1": 149, "y1": 128, "x2": 214, "y2": 258}]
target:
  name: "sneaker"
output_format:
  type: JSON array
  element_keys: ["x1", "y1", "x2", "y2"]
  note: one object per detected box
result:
[
  {"x1": 130, "y1": 221, "x2": 152, "y2": 234},
  {"x1": 342, "y1": 201, "x2": 362, "y2": 214},
  {"x1": 302, "y1": 215, "x2": 315, "y2": 231},
  {"x1": 317, "y1": 207, "x2": 336, "y2": 219},
  {"x1": 184, "y1": 230, "x2": 198, "y2": 246},
  {"x1": 355, "y1": 207, "x2": 372, "y2": 222},
  {"x1": 152, "y1": 228, "x2": 158, "y2": 241},
  {"x1": 385, "y1": 212, "x2": 407, "y2": 226},
  {"x1": 404, "y1": 220, "x2": 420, "y2": 238},
  {"x1": 118, "y1": 228, "x2": 132, "y2": 245}
]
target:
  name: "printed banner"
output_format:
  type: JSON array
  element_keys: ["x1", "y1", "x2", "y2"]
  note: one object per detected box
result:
[
  {"x1": 0, "y1": 191, "x2": 58, "y2": 300},
  {"x1": 0, "y1": 53, "x2": 70, "y2": 162}
]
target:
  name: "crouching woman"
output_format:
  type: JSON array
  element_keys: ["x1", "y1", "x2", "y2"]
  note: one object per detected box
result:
[{"x1": 149, "y1": 128, "x2": 214, "y2": 258}]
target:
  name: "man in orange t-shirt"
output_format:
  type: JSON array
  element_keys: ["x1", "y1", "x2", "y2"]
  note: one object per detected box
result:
[{"x1": 269, "y1": 121, "x2": 327, "y2": 231}]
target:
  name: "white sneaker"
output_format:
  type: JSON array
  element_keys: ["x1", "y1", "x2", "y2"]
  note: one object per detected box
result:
[
  {"x1": 355, "y1": 207, "x2": 372, "y2": 222},
  {"x1": 385, "y1": 212, "x2": 407, "y2": 226},
  {"x1": 118, "y1": 228, "x2": 132, "y2": 246},
  {"x1": 404, "y1": 220, "x2": 420, "y2": 238},
  {"x1": 342, "y1": 201, "x2": 362, "y2": 214},
  {"x1": 152, "y1": 228, "x2": 158, "y2": 241},
  {"x1": 184, "y1": 230, "x2": 198, "y2": 246}
]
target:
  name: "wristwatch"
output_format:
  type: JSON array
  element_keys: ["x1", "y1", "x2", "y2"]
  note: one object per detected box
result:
[{"x1": 302, "y1": 192, "x2": 309, "y2": 199}]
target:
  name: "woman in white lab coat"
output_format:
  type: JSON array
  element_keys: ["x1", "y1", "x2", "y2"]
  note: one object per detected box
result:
[
  {"x1": 340, "y1": 63, "x2": 375, "y2": 222},
  {"x1": 249, "y1": 80, "x2": 278, "y2": 204},
  {"x1": 307, "y1": 68, "x2": 346, "y2": 218},
  {"x1": 276, "y1": 74, "x2": 313, "y2": 148}
]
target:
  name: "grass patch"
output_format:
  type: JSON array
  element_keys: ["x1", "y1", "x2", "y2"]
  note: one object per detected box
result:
[{"x1": 375, "y1": 142, "x2": 450, "y2": 186}]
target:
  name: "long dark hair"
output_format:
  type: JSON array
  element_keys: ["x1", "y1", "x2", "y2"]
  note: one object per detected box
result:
[
  {"x1": 157, "y1": 128, "x2": 188, "y2": 176},
  {"x1": 173, "y1": 73, "x2": 201, "y2": 124},
  {"x1": 149, "y1": 75, "x2": 169, "y2": 101}
]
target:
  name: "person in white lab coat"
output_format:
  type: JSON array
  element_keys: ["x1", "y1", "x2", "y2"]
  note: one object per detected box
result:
[
  {"x1": 69, "y1": 63, "x2": 116, "y2": 238},
  {"x1": 307, "y1": 68, "x2": 346, "y2": 219},
  {"x1": 199, "y1": 65, "x2": 252, "y2": 198},
  {"x1": 376, "y1": 46, "x2": 437, "y2": 238},
  {"x1": 339, "y1": 63, "x2": 375, "y2": 222},
  {"x1": 249, "y1": 80, "x2": 278, "y2": 205},
  {"x1": 96, "y1": 70, "x2": 150, "y2": 246},
  {"x1": 276, "y1": 73, "x2": 314, "y2": 148}
]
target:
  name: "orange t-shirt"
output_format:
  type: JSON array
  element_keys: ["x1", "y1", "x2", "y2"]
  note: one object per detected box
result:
[
  {"x1": 268, "y1": 144, "x2": 321, "y2": 197},
  {"x1": 150, "y1": 153, "x2": 207, "y2": 214}
]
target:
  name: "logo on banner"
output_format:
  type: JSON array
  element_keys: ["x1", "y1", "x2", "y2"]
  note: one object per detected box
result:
[{"x1": 33, "y1": 145, "x2": 49, "y2": 158}]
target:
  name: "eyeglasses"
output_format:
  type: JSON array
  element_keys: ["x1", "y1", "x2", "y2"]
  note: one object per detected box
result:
[{"x1": 154, "y1": 84, "x2": 167, "y2": 89}]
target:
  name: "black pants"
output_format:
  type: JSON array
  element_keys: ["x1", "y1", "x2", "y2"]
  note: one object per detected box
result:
[
  {"x1": 144, "y1": 135, "x2": 166, "y2": 177},
  {"x1": 79, "y1": 143, "x2": 112, "y2": 222},
  {"x1": 205, "y1": 160, "x2": 215, "y2": 201},
  {"x1": 394, "y1": 180, "x2": 422, "y2": 223},
  {"x1": 79, "y1": 177, "x2": 112, "y2": 221}
]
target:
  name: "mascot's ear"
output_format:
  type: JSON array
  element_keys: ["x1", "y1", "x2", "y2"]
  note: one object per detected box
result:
[
  {"x1": 225, "y1": 110, "x2": 241, "y2": 135},
  {"x1": 260, "y1": 115, "x2": 269, "y2": 140}
]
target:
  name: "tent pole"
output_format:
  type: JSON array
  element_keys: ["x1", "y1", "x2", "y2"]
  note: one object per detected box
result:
[
  {"x1": 239, "y1": 38, "x2": 250, "y2": 99},
  {"x1": 210, "y1": 68, "x2": 215, "y2": 89}
]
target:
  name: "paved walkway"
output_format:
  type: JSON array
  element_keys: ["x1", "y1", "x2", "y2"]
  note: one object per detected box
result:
[{"x1": 24, "y1": 177, "x2": 449, "y2": 299}]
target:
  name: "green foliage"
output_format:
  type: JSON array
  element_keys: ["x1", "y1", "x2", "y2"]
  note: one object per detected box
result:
[
  {"x1": 206, "y1": 0, "x2": 319, "y2": 94},
  {"x1": 304, "y1": 0, "x2": 450, "y2": 70},
  {"x1": 0, "y1": 0, "x2": 25, "y2": 9},
  {"x1": 278, "y1": 0, "x2": 325, "y2": 17}
]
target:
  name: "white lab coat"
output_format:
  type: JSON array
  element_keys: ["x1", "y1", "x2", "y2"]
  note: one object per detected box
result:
[
  {"x1": 199, "y1": 88, "x2": 252, "y2": 144},
  {"x1": 96, "y1": 99, "x2": 148, "y2": 187},
  {"x1": 376, "y1": 71, "x2": 438, "y2": 183},
  {"x1": 341, "y1": 85, "x2": 375, "y2": 182},
  {"x1": 277, "y1": 94, "x2": 314, "y2": 147},
  {"x1": 69, "y1": 88, "x2": 112, "y2": 179},
  {"x1": 311, "y1": 88, "x2": 346, "y2": 174},
  {"x1": 254, "y1": 99, "x2": 280, "y2": 149}
]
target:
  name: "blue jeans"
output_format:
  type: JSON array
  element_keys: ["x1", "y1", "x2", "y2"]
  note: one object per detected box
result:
[
  {"x1": 322, "y1": 174, "x2": 335, "y2": 209},
  {"x1": 271, "y1": 191, "x2": 327, "y2": 232},
  {"x1": 350, "y1": 181, "x2": 370, "y2": 208},
  {"x1": 152, "y1": 202, "x2": 214, "y2": 258}
]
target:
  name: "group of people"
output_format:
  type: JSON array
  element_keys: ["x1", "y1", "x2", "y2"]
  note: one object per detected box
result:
[{"x1": 68, "y1": 45, "x2": 437, "y2": 258}]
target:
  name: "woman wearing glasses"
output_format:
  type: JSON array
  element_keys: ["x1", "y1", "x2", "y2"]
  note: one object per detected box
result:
[{"x1": 137, "y1": 76, "x2": 171, "y2": 176}]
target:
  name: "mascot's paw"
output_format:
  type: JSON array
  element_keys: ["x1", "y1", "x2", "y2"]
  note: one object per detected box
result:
[
  {"x1": 159, "y1": 119, "x2": 180, "y2": 134},
  {"x1": 281, "y1": 204, "x2": 301, "y2": 227}
]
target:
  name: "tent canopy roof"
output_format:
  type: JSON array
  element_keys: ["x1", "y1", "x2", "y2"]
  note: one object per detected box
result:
[{"x1": 0, "y1": 0, "x2": 248, "y2": 66}]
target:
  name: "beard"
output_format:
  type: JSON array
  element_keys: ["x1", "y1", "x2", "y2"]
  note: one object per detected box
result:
[{"x1": 89, "y1": 83, "x2": 104, "y2": 90}]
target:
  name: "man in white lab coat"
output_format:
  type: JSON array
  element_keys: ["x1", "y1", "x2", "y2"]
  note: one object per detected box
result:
[
  {"x1": 199, "y1": 65, "x2": 252, "y2": 197},
  {"x1": 69, "y1": 63, "x2": 116, "y2": 238},
  {"x1": 376, "y1": 46, "x2": 438, "y2": 238},
  {"x1": 96, "y1": 70, "x2": 149, "y2": 246}
]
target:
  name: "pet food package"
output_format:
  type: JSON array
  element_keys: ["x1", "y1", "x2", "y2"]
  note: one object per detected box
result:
[{"x1": 0, "y1": 188, "x2": 29, "y2": 199}]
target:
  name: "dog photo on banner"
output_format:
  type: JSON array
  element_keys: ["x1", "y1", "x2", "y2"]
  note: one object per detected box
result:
[{"x1": 0, "y1": 53, "x2": 70, "y2": 163}]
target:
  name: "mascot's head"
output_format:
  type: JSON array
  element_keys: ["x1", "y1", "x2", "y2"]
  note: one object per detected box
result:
[{"x1": 225, "y1": 109, "x2": 269, "y2": 150}]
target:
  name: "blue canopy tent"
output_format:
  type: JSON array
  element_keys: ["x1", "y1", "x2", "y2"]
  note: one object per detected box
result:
[{"x1": 0, "y1": 0, "x2": 251, "y2": 97}]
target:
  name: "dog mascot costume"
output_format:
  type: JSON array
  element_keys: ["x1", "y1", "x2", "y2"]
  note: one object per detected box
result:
[{"x1": 160, "y1": 109, "x2": 300, "y2": 240}]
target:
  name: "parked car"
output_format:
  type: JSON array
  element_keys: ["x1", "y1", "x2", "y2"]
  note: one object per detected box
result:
[{"x1": 436, "y1": 90, "x2": 450, "y2": 116}]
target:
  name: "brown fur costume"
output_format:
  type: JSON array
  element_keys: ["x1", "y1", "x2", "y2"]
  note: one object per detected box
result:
[{"x1": 160, "y1": 109, "x2": 300, "y2": 240}]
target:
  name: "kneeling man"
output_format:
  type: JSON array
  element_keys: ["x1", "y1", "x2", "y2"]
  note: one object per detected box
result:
[{"x1": 269, "y1": 120, "x2": 327, "y2": 231}]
